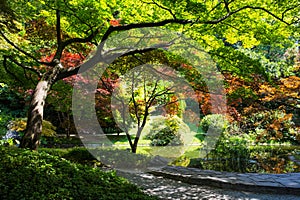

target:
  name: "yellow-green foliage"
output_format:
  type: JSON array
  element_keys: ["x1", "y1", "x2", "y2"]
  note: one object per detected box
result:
[
  {"x1": 41, "y1": 120, "x2": 57, "y2": 137},
  {"x1": 8, "y1": 118, "x2": 26, "y2": 132},
  {"x1": 172, "y1": 155, "x2": 190, "y2": 167},
  {"x1": 8, "y1": 118, "x2": 56, "y2": 137}
]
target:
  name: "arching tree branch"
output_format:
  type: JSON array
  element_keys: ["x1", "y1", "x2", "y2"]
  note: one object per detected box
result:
[
  {"x1": 0, "y1": 31, "x2": 52, "y2": 66},
  {"x1": 53, "y1": 25, "x2": 102, "y2": 61},
  {"x1": 3, "y1": 55, "x2": 23, "y2": 83},
  {"x1": 198, "y1": 4, "x2": 298, "y2": 25},
  {"x1": 100, "y1": 19, "x2": 192, "y2": 44},
  {"x1": 3, "y1": 55, "x2": 43, "y2": 77}
]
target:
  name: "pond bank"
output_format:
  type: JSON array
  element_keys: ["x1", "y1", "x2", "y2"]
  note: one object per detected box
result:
[{"x1": 149, "y1": 166, "x2": 300, "y2": 196}]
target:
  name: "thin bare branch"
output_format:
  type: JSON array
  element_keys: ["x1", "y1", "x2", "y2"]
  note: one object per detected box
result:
[
  {"x1": 163, "y1": 99, "x2": 180, "y2": 107},
  {"x1": 101, "y1": 78, "x2": 112, "y2": 93},
  {"x1": 146, "y1": 86, "x2": 174, "y2": 110},
  {"x1": 208, "y1": 1, "x2": 223, "y2": 14},
  {"x1": 4, "y1": 55, "x2": 43, "y2": 77},
  {"x1": 228, "y1": 5, "x2": 293, "y2": 25},
  {"x1": 142, "y1": 0, "x2": 176, "y2": 19},
  {"x1": 281, "y1": 3, "x2": 300, "y2": 20},
  {"x1": 147, "y1": 80, "x2": 159, "y2": 105},
  {"x1": 62, "y1": 0, "x2": 94, "y2": 30},
  {"x1": 131, "y1": 73, "x2": 140, "y2": 127},
  {"x1": 197, "y1": 3, "x2": 296, "y2": 25},
  {"x1": 223, "y1": 0, "x2": 230, "y2": 13}
]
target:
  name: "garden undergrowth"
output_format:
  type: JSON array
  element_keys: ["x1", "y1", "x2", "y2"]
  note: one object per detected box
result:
[{"x1": 0, "y1": 146, "x2": 158, "y2": 200}]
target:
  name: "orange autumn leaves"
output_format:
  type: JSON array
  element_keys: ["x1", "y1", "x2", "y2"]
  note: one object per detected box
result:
[{"x1": 259, "y1": 76, "x2": 300, "y2": 105}]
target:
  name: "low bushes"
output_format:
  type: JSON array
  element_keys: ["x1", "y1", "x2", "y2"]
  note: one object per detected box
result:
[
  {"x1": 204, "y1": 133, "x2": 252, "y2": 172},
  {"x1": 1, "y1": 118, "x2": 60, "y2": 148},
  {"x1": 0, "y1": 146, "x2": 158, "y2": 200},
  {"x1": 40, "y1": 147, "x2": 98, "y2": 166},
  {"x1": 0, "y1": 84, "x2": 27, "y2": 136}
]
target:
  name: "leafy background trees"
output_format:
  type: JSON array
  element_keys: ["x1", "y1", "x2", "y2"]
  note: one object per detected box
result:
[{"x1": 0, "y1": 0, "x2": 299, "y2": 154}]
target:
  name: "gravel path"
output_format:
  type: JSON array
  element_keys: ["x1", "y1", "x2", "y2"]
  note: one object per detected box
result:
[{"x1": 117, "y1": 171, "x2": 300, "y2": 200}]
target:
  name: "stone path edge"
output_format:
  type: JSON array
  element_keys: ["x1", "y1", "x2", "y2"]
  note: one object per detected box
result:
[{"x1": 148, "y1": 166, "x2": 300, "y2": 196}]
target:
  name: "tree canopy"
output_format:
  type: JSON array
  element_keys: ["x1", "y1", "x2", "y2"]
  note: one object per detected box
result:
[{"x1": 0, "y1": 0, "x2": 299, "y2": 150}]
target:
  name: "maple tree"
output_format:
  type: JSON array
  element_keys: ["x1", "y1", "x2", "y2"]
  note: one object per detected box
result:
[
  {"x1": 222, "y1": 64, "x2": 300, "y2": 144},
  {"x1": 95, "y1": 53, "x2": 187, "y2": 153},
  {"x1": 0, "y1": 0, "x2": 299, "y2": 150}
]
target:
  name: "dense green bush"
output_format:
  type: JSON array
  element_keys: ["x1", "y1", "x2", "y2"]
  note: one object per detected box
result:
[
  {"x1": 199, "y1": 114, "x2": 228, "y2": 133},
  {"x1": 0, "y1": 111, "x2": 13, "y2": 136},
  {"x1": 145, "y1": 116, "x2": 188, "y2": 146},
  {"x1": 207, "y1": 133, "x2": 251, "y2": 172},
  {"x1": 0, "y1": 146, "x2": 158, "y2": 200},
  {"x1": 40, "y1": 147, "x2": 98, "y2": 166},
  {"x1": 197, "y1": 115, "x2": 253, "y2": 172},
  {"x1": 40, "y1": 137, "x2": 83, "y2": 148}
]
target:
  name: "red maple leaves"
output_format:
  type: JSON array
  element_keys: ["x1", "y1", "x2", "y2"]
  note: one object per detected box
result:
[{"x1": 109, "y1": 19, "x2": 122, "y2": 27}]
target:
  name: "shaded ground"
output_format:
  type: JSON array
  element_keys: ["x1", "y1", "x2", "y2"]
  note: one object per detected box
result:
[{"x1": 117, "y1": 171, "x2": 300, "y2": 200}]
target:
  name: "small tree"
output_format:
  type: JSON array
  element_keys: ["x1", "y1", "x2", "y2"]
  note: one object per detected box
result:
[{"x1": 111, "y1": 65, "x2": 181, "y2": 153}]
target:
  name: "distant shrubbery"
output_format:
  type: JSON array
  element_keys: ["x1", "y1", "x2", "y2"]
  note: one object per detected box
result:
[
  {"x1": 145, "y1": 116, "x2": 189, "y2": 146},
  {"x1": 199, "y1": 110, "x2": 300, "y2": 145},
  {"x1": 192, "y1": 112, "x2": 300, "y2": 173},
  {"x1": 199, "y1": 114, "x2": 228, "y2": 133},
  {"x1": 7, "y1": 118, "x2": 57, "y2": 137},
  {"x1": 241, "y1": 109, "x2": 300, "y2": 144},
  {"x1": 0, "y1": 146, "x2": 158, "y2": 200}
]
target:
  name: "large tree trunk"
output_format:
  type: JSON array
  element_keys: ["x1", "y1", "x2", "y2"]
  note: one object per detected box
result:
[
  {"x1": 19, "y1": 80, "x2": 50, "y2": 150},
  {"x1": 20, "y1": 61, "x2": 63, "y2": 150}
]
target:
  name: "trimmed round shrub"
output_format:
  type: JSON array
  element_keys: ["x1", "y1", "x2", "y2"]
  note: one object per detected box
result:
[
  {"x1": 145, "y1": 116, "x2": 189, "y2": 146},
  {"x1": 199, "y1": 114, "x2": 228, "y2": 133}
]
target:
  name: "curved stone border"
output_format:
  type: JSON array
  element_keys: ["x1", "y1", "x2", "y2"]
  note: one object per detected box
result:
[{"x1": 149, "y1": 166, "x2": 300, "y2": 196}]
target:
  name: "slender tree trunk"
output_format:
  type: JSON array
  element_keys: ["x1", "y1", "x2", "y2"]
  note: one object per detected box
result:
[
  {"x1": 20, "y1": 61, "x2": 63, "y2": 150},
  {"x1": 132, "y1": 127, "x2": 144, "y2": 153},
  {"x1": 125, "y1": 131, "x2": 134, "y2": 151},
  {"x1": 131, "y1": 109, "x2": 149, "y2": 153}
]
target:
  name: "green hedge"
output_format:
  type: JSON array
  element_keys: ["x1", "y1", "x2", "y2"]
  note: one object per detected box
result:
[{"x1": 0, "y1": 146, "x2": 158, "y2": 200}]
